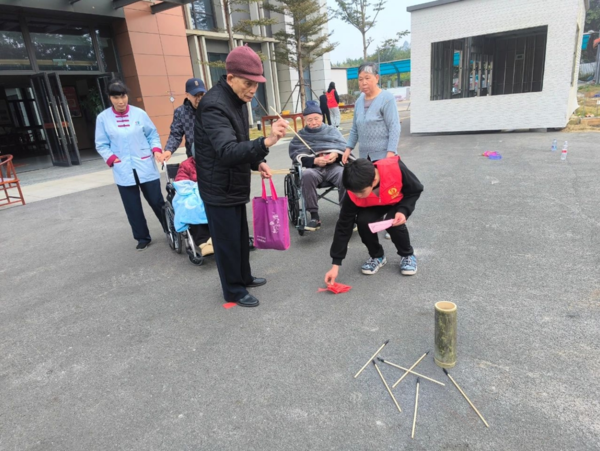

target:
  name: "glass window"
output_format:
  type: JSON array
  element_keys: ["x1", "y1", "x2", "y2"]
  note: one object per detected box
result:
[
  {"x1": 430, "y1": 26, "x2": 547, "y2": 101},
  {"x1": 0, "y1": 16, "x2": 32, "y2": 70},
  {"x1": 190, "y1": 0, "x2": 215, "y2": 31},
  {"x1": 29, "y1": 21, "x2": 98, "y2": 71},
  {"x1": 208, "y1": 52, "x2": 227, "y2": 85},
  {"x1": 96, "y1": 28, "x2": 120, "y2": 73}
]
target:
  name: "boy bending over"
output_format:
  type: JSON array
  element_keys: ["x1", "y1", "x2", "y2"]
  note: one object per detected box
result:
[{"x1": 324, "y1": 157, "x2": 423, "y2": 285}]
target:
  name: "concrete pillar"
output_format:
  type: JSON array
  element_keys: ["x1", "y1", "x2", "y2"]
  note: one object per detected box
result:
[{"x1": 114, "y1": 2, "x2": 193, "y2": 147}]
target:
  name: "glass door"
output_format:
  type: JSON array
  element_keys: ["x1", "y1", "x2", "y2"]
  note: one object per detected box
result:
[
  {"x1": 30, "y1": 73, "x2": 71, "y2": 167},
  {"x1": 47, "y1": 73, "x2": 81, "y2": 165},
  {"x1": 96, "y1": 73, "x2": 120, "y2": 110}
]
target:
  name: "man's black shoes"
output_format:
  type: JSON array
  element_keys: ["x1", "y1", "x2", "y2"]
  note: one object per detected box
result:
[
  {"x1": 136, "y1": 241, "x2": 151, "y2": 251},
  {"x1": 237, "y1": 294, "x2": 260, "y2": 307},
  {"x1": 247, "y1": 277, "x2": 267, "y2": 287}
]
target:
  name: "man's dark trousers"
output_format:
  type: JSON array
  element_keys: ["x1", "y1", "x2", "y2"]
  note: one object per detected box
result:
[
  {"x1": 117, "y1": 171, "x2": 165, "y2": 244},
  {"x1": 205, "y1": 203, "x2": 253, "y2": 302},
  {"x1": 355, "y1": 204, "x2": 414, "y2": 259}
]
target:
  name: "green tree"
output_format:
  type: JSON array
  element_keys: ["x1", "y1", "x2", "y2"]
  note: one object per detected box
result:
[
  {"x1": 264, "y1": 0, "x2": 337, "y2": 109},
  {"x1": 333, "y1": 0, "x2": 402, "y2": 61},
  {"x1": 586, "y1": 0, "x2": 600, "y2": 32}
]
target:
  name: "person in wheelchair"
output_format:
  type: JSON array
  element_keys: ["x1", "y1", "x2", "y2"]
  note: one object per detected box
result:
[
  {"x1": 288, "y1": 100, "x2": 348, "y2": 231},
  {"x1": 174, "y1": 155, "x2": 214, "y2": 256}
]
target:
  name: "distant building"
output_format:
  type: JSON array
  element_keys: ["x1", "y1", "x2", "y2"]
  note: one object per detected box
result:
[
  {"x1": 408, "y1": 0, "x2": 589, "y2": 133},
  {"x1": 0, "y1": 0, "x2": 333, "y2": 169},
  {"x1": 330, "y1": 68, "x2": 349, "y2": 96}
]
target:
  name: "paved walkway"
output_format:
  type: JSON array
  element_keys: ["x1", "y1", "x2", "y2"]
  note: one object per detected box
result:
[{"x1": 4, "y1": 105, "x2": 599, "y2": 450}]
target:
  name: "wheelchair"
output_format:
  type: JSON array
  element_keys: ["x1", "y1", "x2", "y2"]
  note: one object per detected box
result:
[
  {"x1": 163, "y1": 163, "x2": 205, "y2": 266},
  {"x1": 284, "y1": 162, "x2": 341, "y2": 236}
]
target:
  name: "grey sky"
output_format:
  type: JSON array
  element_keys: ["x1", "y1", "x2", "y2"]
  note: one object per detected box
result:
[{"x1": 326, "y1": 0, "x2": 425, "y2": 64}]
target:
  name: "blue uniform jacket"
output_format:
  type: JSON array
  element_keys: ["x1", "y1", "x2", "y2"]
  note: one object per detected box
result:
[{"x1": 95, "y1": 105, "x2": 162, "y2": 186}]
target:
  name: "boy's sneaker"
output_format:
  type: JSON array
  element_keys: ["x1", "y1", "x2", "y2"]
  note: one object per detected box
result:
[
  {"x1": 361, "y1": 256, "x2": 387, "y2": 275},
  {"x1": 400, "y1": 255, "x2": 417, "y2": 275},
  {"x1": 385, "y1": 232, "x2": 391, "y2": 240}
]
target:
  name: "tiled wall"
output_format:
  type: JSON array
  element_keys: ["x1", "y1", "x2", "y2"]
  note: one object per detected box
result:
[
  {"x1": 410, "y1": 0, "x2": 585, "y2": 133},
  {"x1": 114, "y1": 3, "x2": 193, "y2": 147}
]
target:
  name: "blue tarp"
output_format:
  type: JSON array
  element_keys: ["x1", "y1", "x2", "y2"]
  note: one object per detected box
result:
[
  {"x1": 347, "y1": 59, "x2": 411, "y2": 79},
  {"x1": 346, "y1": 35, "x2": 591, "y2": 80}
]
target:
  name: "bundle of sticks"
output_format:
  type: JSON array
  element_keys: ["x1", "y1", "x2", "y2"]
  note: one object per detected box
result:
[{"x1": 354, "y1": 340, "x2": 489, "y2": 439}]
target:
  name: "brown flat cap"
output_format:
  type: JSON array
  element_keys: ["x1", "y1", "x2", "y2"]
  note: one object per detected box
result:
[{"x1": 225, "y1": 45, "x2": 266, "y2": 83}]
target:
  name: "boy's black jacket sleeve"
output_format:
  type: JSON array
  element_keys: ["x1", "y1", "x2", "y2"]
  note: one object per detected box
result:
[
  {"x1": 329, "y1": 159, "x2": 423, "y2": 266},
  {"x1": 330, "y1": 195, "x2": 359, "y2": 266},
  {"x1": 395, "y1": 160, "x2": 424, "y2": 219}
]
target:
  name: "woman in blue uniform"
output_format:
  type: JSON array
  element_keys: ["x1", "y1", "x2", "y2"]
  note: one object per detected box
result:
[{"x1": 95, "y1": 79, "x2": 167, "y2": 250}]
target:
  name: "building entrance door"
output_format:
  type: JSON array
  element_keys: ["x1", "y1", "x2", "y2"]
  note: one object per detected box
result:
[{"x1": 30, "y1": 72, "x2": 81, "y2": 166}]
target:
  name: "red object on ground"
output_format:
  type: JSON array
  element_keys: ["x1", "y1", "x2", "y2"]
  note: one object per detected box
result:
[
  {"x1": 223, "y1": 302, "x2": 237, "y2": 309},
  {"x1": 318, "y1": 282, "x2": 352, "y2": 294}
]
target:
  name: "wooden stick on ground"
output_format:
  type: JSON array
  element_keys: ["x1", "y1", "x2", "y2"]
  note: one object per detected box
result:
[
  {"x1": 353, "y1": 339, "x2": 389, "y2": 379},
  {"x1": 373, "y1": 360, "x2": 402, "y2": 413},
  {"x1": 392, "y1": 351, "x2": 429, "y2": 388},
  {"x1": 377, "y1": 357, "x2": 445, "y2": 386},
  {"x1": 444, "y1": 369, "x2": 489, "y2": 428},
  {"x1": 411, "y1": 378, "x2": 420, "y2": 439}
]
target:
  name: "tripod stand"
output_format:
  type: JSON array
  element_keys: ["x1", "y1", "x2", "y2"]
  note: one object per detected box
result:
[{"x1": 280, "y1": 81, "x2": 321, "y2": 113}]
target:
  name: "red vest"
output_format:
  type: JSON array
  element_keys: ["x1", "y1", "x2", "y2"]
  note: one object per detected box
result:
[
  {"x1": 348, "y1": 156, "x2": 404, "y2": 207},
  {"x1": 326, "y1": 90, "x2": 338, "y2": 108}
]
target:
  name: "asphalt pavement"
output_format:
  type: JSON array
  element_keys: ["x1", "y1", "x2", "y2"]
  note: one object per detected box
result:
[{"x1": 1, "y1": 120, "x2": 599, "y2": 450}]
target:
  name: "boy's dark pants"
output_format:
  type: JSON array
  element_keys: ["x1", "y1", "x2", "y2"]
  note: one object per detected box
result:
[{"x1": 356, "y1": 204, "x2": 414, "y2": 259}]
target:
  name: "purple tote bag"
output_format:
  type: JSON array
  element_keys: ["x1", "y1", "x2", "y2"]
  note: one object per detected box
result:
[{"x1": 252, "y1": 179, "x2": 290, "y2": 251}]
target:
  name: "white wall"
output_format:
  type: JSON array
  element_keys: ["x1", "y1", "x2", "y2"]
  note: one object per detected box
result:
[
  {"x1": 410, "y1": 0, "x2": 586, "y2": 133},
  {"x1": 330, "y1": 68, "x2": 348, "y2": 95}
]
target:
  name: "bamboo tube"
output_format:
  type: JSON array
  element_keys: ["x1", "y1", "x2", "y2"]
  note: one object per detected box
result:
[{"x1": 434, "y1": 301, "x2": 457, "y2": 369}]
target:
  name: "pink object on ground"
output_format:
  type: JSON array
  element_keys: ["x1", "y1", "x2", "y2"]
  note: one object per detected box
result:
[
  {"x1": 318, "y1": 282, "x2": 352, "y2": 294},
  {"x1": 368, "y1": 219, "x2": 394, "y2": 234}
]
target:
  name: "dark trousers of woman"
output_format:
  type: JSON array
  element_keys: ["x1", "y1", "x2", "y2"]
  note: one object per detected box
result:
[
  {"x1": 189, "y1": 224, "x2": 211, "y2": 246},
  {"x1": 204, "y1": 203, "x2": 253, "y2": 302},
  {"x1": 356, "y1": 204, "x2": 414, "y2": 259},
  {"x1": 117, "y1": 171, "x2": 165, "y2": 244}
]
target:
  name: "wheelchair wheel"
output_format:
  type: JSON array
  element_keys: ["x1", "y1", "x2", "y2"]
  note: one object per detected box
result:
[
  {"x1": 164, "y1": 203, "x2": 182, "y2": 254},
  {"x1": 284, "y1": 173, "x2": 299, "y2": 225}
]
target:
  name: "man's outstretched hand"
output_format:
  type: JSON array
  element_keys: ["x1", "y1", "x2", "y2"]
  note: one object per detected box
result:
[{"x1": 264, "y1": 119, "x2": 289, "y2": 147}]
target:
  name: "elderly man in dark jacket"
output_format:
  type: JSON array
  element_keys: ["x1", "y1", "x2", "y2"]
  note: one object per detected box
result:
[
  {"x1": 164, "y1": 78, "x2": 206, "y2": 159},
  {"x1": 195, "y1": 45, "x2": 288, "y2": 308}
]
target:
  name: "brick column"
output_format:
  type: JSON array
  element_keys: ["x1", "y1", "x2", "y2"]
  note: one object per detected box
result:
[{"x1": 114, "y1": 2, "x2": 193, "y2": 147}]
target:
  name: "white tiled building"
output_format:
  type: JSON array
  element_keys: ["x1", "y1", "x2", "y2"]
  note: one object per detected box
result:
[
  {"x1": 185, "y1": 0, "x2": 332, "y2": 123},
  {"x1": 408, "y1": 0, "x2": 589, "y2": 133}
]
